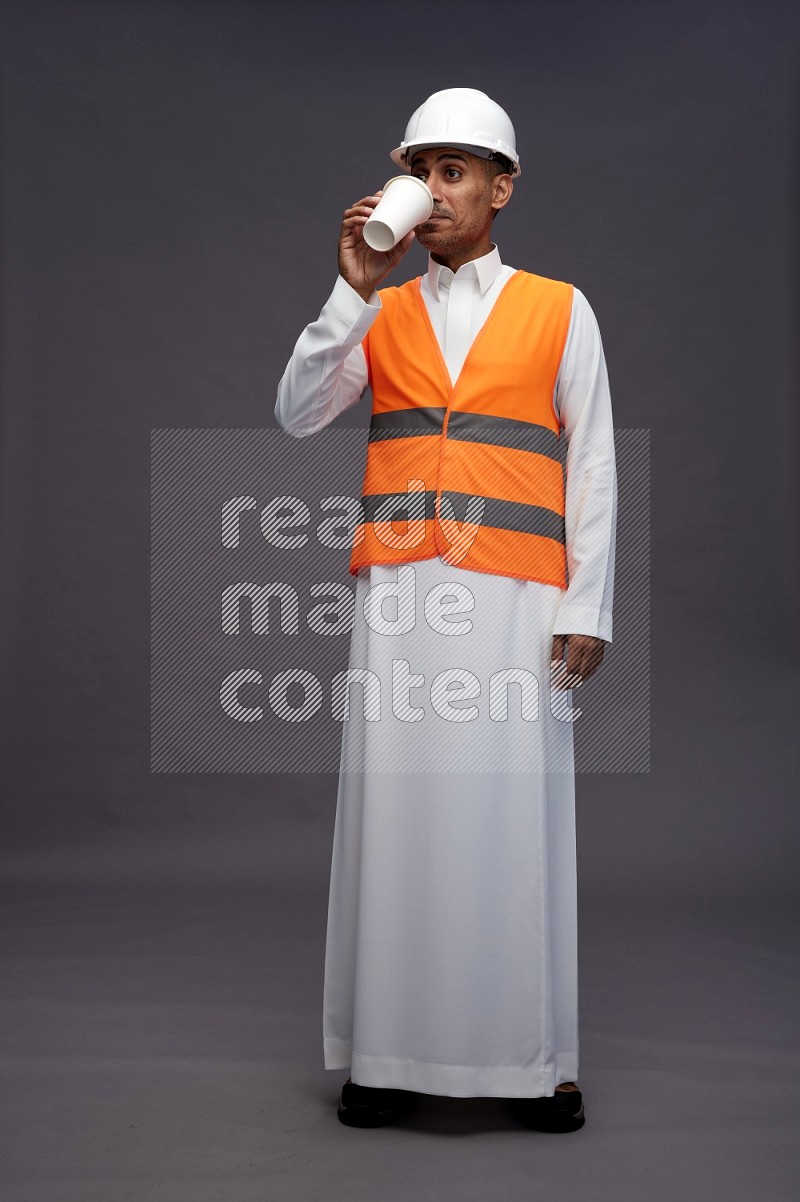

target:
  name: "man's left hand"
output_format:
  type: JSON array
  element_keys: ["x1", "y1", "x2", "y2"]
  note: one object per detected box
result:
[{"x1": 550, "y1": 634, "x2": 606, "y2": 690}]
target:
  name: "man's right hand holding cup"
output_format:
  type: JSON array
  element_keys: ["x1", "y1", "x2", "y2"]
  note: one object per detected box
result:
[{"x1": 338, "y1": 191, "x2": 417, "y2": 303}]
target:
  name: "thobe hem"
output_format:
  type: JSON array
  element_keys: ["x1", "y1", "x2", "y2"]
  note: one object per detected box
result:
[{"x1": 324, "y1": 1038, "x2": 579, "y2": 1099}]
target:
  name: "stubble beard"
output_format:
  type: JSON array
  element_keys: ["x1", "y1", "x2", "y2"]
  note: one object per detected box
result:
[
  {"x1": 417, "y1": 215, "x2": 485, "y2": 259},
  {"x1": 416, "y1": 192, "x2": 493, "y2": 260}
]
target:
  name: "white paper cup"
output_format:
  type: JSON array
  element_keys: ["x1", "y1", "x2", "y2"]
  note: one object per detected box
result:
[{"x1": 362, "y1": 175, "x2": 434, "y2": 252}]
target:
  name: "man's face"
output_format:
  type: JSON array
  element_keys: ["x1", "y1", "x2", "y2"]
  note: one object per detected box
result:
[{"x1": 408, "y1": 147, "x2": 511, "y2": 257}]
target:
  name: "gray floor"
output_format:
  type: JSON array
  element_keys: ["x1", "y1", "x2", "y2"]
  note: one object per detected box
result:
[{"x1": 1, "y1": 817, "x2": 797, "y2": 1202}]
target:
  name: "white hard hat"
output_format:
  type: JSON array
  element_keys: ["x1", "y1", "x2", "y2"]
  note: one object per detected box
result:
[{"x1": 390, "y1": 88, "x2": 521, "y2": 178}]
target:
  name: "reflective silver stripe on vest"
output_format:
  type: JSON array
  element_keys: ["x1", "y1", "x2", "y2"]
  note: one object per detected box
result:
[
  {"x1": 360, "y1": 489, "x2": 565, "y2": 544},
  {"x1": 368, "y1": 407, "x2": 446, "y2": 440},
  {"x1": 362, "y1": 490, "x2": 438, "y2": 523},
  {"x1": 445, "y1": 411, "x2": 562, "y2": 460},
  {"x1": 441, "y1": 490, "x2": 566, "y2": 543},
  {"x1": 368, "y1": 406, "x2": 561, "y2": 461}
]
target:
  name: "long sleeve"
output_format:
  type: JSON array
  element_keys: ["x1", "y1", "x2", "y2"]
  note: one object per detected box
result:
[
  {"x1": 274, "y1": 275, "x2": 381, "y2": 437},
  {"x1": 550, "y1": 288, "x2": 617, "y2": 642}
]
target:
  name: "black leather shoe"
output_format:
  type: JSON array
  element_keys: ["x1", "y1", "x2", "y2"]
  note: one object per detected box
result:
[
  {"x1": 508, "y1": 1085, "x2": 586, "y2": 1132},
  {"x1": 336, "y1": 1076, "x2": 417, "y2": 1128}
]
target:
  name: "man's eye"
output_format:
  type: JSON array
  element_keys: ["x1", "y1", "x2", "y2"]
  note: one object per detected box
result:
[{"x1": 446, "y1": 169, "x2": 461, "y2": 179}]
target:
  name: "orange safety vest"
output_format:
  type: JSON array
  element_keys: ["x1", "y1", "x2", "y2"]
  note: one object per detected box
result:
[{"x1": 349, "y1": 269, "x2": 574, "y2": 588}]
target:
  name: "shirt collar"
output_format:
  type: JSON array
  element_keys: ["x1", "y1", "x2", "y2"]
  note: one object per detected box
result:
[{"x1": 427, "y1": 243, "x2": 503, "y2": 301}]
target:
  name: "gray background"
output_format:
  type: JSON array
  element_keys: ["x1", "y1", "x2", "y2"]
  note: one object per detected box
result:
[{"x1": 0, "y1": 1, "x2": 798, "y2": 1199}]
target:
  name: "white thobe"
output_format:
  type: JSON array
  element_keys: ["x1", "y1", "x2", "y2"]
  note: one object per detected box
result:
[{"x1": 275, "y1": 244, "x2": 617, "y2": 1098}]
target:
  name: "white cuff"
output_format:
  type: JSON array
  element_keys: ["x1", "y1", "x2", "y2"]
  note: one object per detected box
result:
[
  {"x1": 551, "y1": 603, "x2": 613, "y2": 642},
  {"x1": 326, "y1": 275, "x2": 382, "y2": 341}
]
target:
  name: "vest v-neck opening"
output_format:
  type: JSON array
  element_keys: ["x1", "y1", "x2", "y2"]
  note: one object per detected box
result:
[{"x1": 413, "y1": 270, "x2": 523, "y2": 396}]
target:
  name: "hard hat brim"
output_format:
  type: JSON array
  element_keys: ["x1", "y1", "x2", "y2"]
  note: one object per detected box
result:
[{"x1": 390, "y1": 141, "x2": 521, "y2": 178}]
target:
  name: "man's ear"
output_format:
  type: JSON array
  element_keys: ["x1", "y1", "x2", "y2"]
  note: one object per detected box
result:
[{"x1": 492, "y1": 174, "x2": 513, "y2": 215}]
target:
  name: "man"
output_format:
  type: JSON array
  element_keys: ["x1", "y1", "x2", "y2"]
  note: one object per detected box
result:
[{"x1": 275, "y1": 88, "x2": 617, "y2": 1132}]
